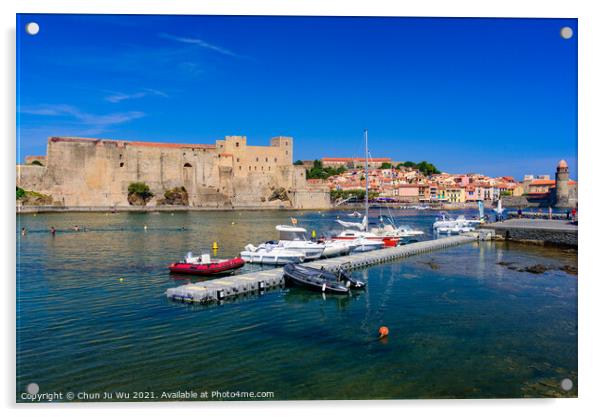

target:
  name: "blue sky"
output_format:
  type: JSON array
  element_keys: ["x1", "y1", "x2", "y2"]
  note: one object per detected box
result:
[{"x1": 16, "y1": 15, "x2": 577, "y2": 179}]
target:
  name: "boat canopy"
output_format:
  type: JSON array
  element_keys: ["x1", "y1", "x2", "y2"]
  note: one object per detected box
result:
[{"x1": 276, "y1": 225, "x2": 308, "y2": 241}]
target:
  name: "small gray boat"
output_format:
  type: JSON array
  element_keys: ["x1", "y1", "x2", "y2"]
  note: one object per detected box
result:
[{"x1": 283, "y1": 264, "x2": 365, "y2": 294}]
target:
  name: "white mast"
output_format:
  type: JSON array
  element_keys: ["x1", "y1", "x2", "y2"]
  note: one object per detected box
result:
[{"x1": 364, "y1": 129, "x2": 369, "y2": 232}]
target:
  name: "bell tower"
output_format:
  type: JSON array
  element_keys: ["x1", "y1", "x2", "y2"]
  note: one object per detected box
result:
[{"x1": 555, "y1": 160, "x2": 569, "y2": 207}]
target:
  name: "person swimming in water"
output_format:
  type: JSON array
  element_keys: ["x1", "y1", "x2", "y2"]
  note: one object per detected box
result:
[
  {"x1": 21, "y1": 227, "x2": 26, "y2": 236},
  {"x1": 50, "y1": 226, "x2": 56, "y2": 235}
]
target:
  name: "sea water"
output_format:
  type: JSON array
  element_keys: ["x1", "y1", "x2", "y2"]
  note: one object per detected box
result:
[{"x1": 16, "y1": 209, "x2": 577, "y2": 400}]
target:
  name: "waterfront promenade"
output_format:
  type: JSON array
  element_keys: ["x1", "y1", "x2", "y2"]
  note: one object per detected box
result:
[
  {"x1": 481, "y1": 219, "x2": 577, "y2": 247},
  {"x1": 166, "y1": 234, "x2": 479, "y2": 304}
]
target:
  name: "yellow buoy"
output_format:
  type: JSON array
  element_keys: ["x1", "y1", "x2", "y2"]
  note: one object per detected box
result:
[{"x1": 119, "y1": 277, "x2": 124, "y2": 282}]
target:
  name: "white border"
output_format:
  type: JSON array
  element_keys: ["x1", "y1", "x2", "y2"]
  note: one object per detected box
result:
[{"x1": 3, "y1": 1, "x2": 601, "y2": 416}]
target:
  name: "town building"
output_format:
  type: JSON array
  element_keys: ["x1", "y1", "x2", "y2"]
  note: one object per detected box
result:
[{"x1": 321, "y1": 157, "x2": 392, "y2": 169}]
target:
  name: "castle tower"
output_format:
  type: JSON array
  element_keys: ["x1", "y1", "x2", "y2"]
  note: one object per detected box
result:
[{"x1": 555, "y1": 159, "x2": 570, "y2": 207}]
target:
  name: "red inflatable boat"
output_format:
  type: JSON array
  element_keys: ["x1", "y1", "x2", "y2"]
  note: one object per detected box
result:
[{"x1": 169, "y1": 257, "x2": 245, "y2": 276}]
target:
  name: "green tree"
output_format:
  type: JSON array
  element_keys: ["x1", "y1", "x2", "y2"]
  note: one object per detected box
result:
[
  {"x1": 415, "y1": 161, "x2": 440, "y2": 176},
  {"x1": 395, "y1": 160, "x2": 439, "y2": 175},
  {"x1": 306, "y1": 160, "x2": 346, "y2": 180},
  {"x1": 293, "y1": 160, "x2": 304, "y2": 166},
  {"x1": 128, "y1": 182, "x2": 154, "y2": 200},
  {"x1": 16, "y1": 186, "x2": 25, "y2": 200},
  {"x1": 380, "y1": 162, "x2": 393, "y2": 169}
]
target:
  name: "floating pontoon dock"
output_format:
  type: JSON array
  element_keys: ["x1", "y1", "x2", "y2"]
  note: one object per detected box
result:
[{"x1": 165, "y1": 234, "x2": 483, "y2": 304}]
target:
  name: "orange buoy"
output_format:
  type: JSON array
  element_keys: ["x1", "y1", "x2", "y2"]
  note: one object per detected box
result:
[{"x1": 378, "y1": 326, "x2": 389, "y2": 339}]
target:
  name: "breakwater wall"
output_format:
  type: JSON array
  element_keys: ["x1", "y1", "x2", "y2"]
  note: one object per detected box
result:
[
  {"x1": 506, "y1": 211, "x2": 574, "y2": 220},
  {"x1": 481, "y1": 219, "x2": 577, "y2": 247},
  {"x1": 165, "y1": 234, "x2": 479, "y2": 304}
]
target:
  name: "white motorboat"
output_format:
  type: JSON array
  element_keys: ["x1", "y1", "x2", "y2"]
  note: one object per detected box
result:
[
  {"x1": 334, "y1": 228, "x2": 380, "y2": 240},
  {"x1": 433, "y1": 212, "x2": 478, "y2": 233},
  {"x1": 274, "y1": 225, "x2": 325, "y2": 260},
  {"x1": 348, "y1": 211, "x2": 362, "y2": 218},
  {"x1": 433, "y1": 212, "x2": 477, "y2": 229},
  {"x1": 435, "y1": 225, "x2": 474, "y2": 234},
  {"x1": 240, "y1": 243, "x2": 305, "y2": 265},
  {"x1": 433, "y1": 212, "x2": 457, "y2": 229},
  {"x1": 320, "y1": 239, "x2": 356, "y2": 258},
  {"x1": 394, "y1": 225, "x2": 425, "y2": 237},
  {"x1": 372, "y1": 216, "x2": 424, "y2": 238},
  {"x1": 351, "y1": 237, "x2": 385, "y2": 252}
]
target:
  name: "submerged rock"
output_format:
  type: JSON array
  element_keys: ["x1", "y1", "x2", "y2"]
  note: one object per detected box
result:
[
  {"x1": 497, "y1": 261, "x2": 520, "y2": 270},
  {"x1": 522, "y1": 264, "x2": 549, "y2": 274},
  {"x1": 559, "y1": 264, "x2": 578, "y2": 275},
  {"x1": 420, "y1": 259, "x2": 440, "y2": 270}
]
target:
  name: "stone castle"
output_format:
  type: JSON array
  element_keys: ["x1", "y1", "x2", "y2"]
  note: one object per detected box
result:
[{"x1": 16, "y1": 135, "x2": 331, "y2": 209}]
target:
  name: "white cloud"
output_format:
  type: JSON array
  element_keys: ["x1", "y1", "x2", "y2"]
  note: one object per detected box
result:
[
  {"x1": 19, "y1": 104, "x2": 145, "y2": 133},
  {"x1": 105, "y1": 88, "x2": 168, "y2": 103},
  {"x1": 158, "y1": 33, "x2": 242, "y2": 58}
]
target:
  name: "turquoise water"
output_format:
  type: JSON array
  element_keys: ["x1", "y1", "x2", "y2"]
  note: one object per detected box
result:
[{"x1": 16, "y1": 209, "x2": 577, "y2": 400}]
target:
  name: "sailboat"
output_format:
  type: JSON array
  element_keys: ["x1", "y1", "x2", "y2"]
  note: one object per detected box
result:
[{"x1": 331, "y1": 130, "x2": 399, "y2": 249}]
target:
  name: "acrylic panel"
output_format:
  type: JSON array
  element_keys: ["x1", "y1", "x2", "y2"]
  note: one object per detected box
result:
[{"x1": 16, "y1": 14, "x2": 577, "y2": 402}]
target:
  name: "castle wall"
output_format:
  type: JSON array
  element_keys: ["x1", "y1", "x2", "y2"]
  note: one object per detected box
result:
[
  {"x1": 216, "y1": 136, "x2": 293, "y2": 178},
  {"x1": 17, "y1": 136, "x2": 331, "y2": 209},
  {"x1": 290, "y1": 190, "x2": 331, "y2": 209},
  {"x1": 16, "y1": 165, "x2": 46, "y2": 190}
]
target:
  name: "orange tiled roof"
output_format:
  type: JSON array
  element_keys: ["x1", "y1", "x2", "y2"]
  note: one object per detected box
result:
[{"x1": 530, "y1": 179, "x2": 556, "y2": 186}]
